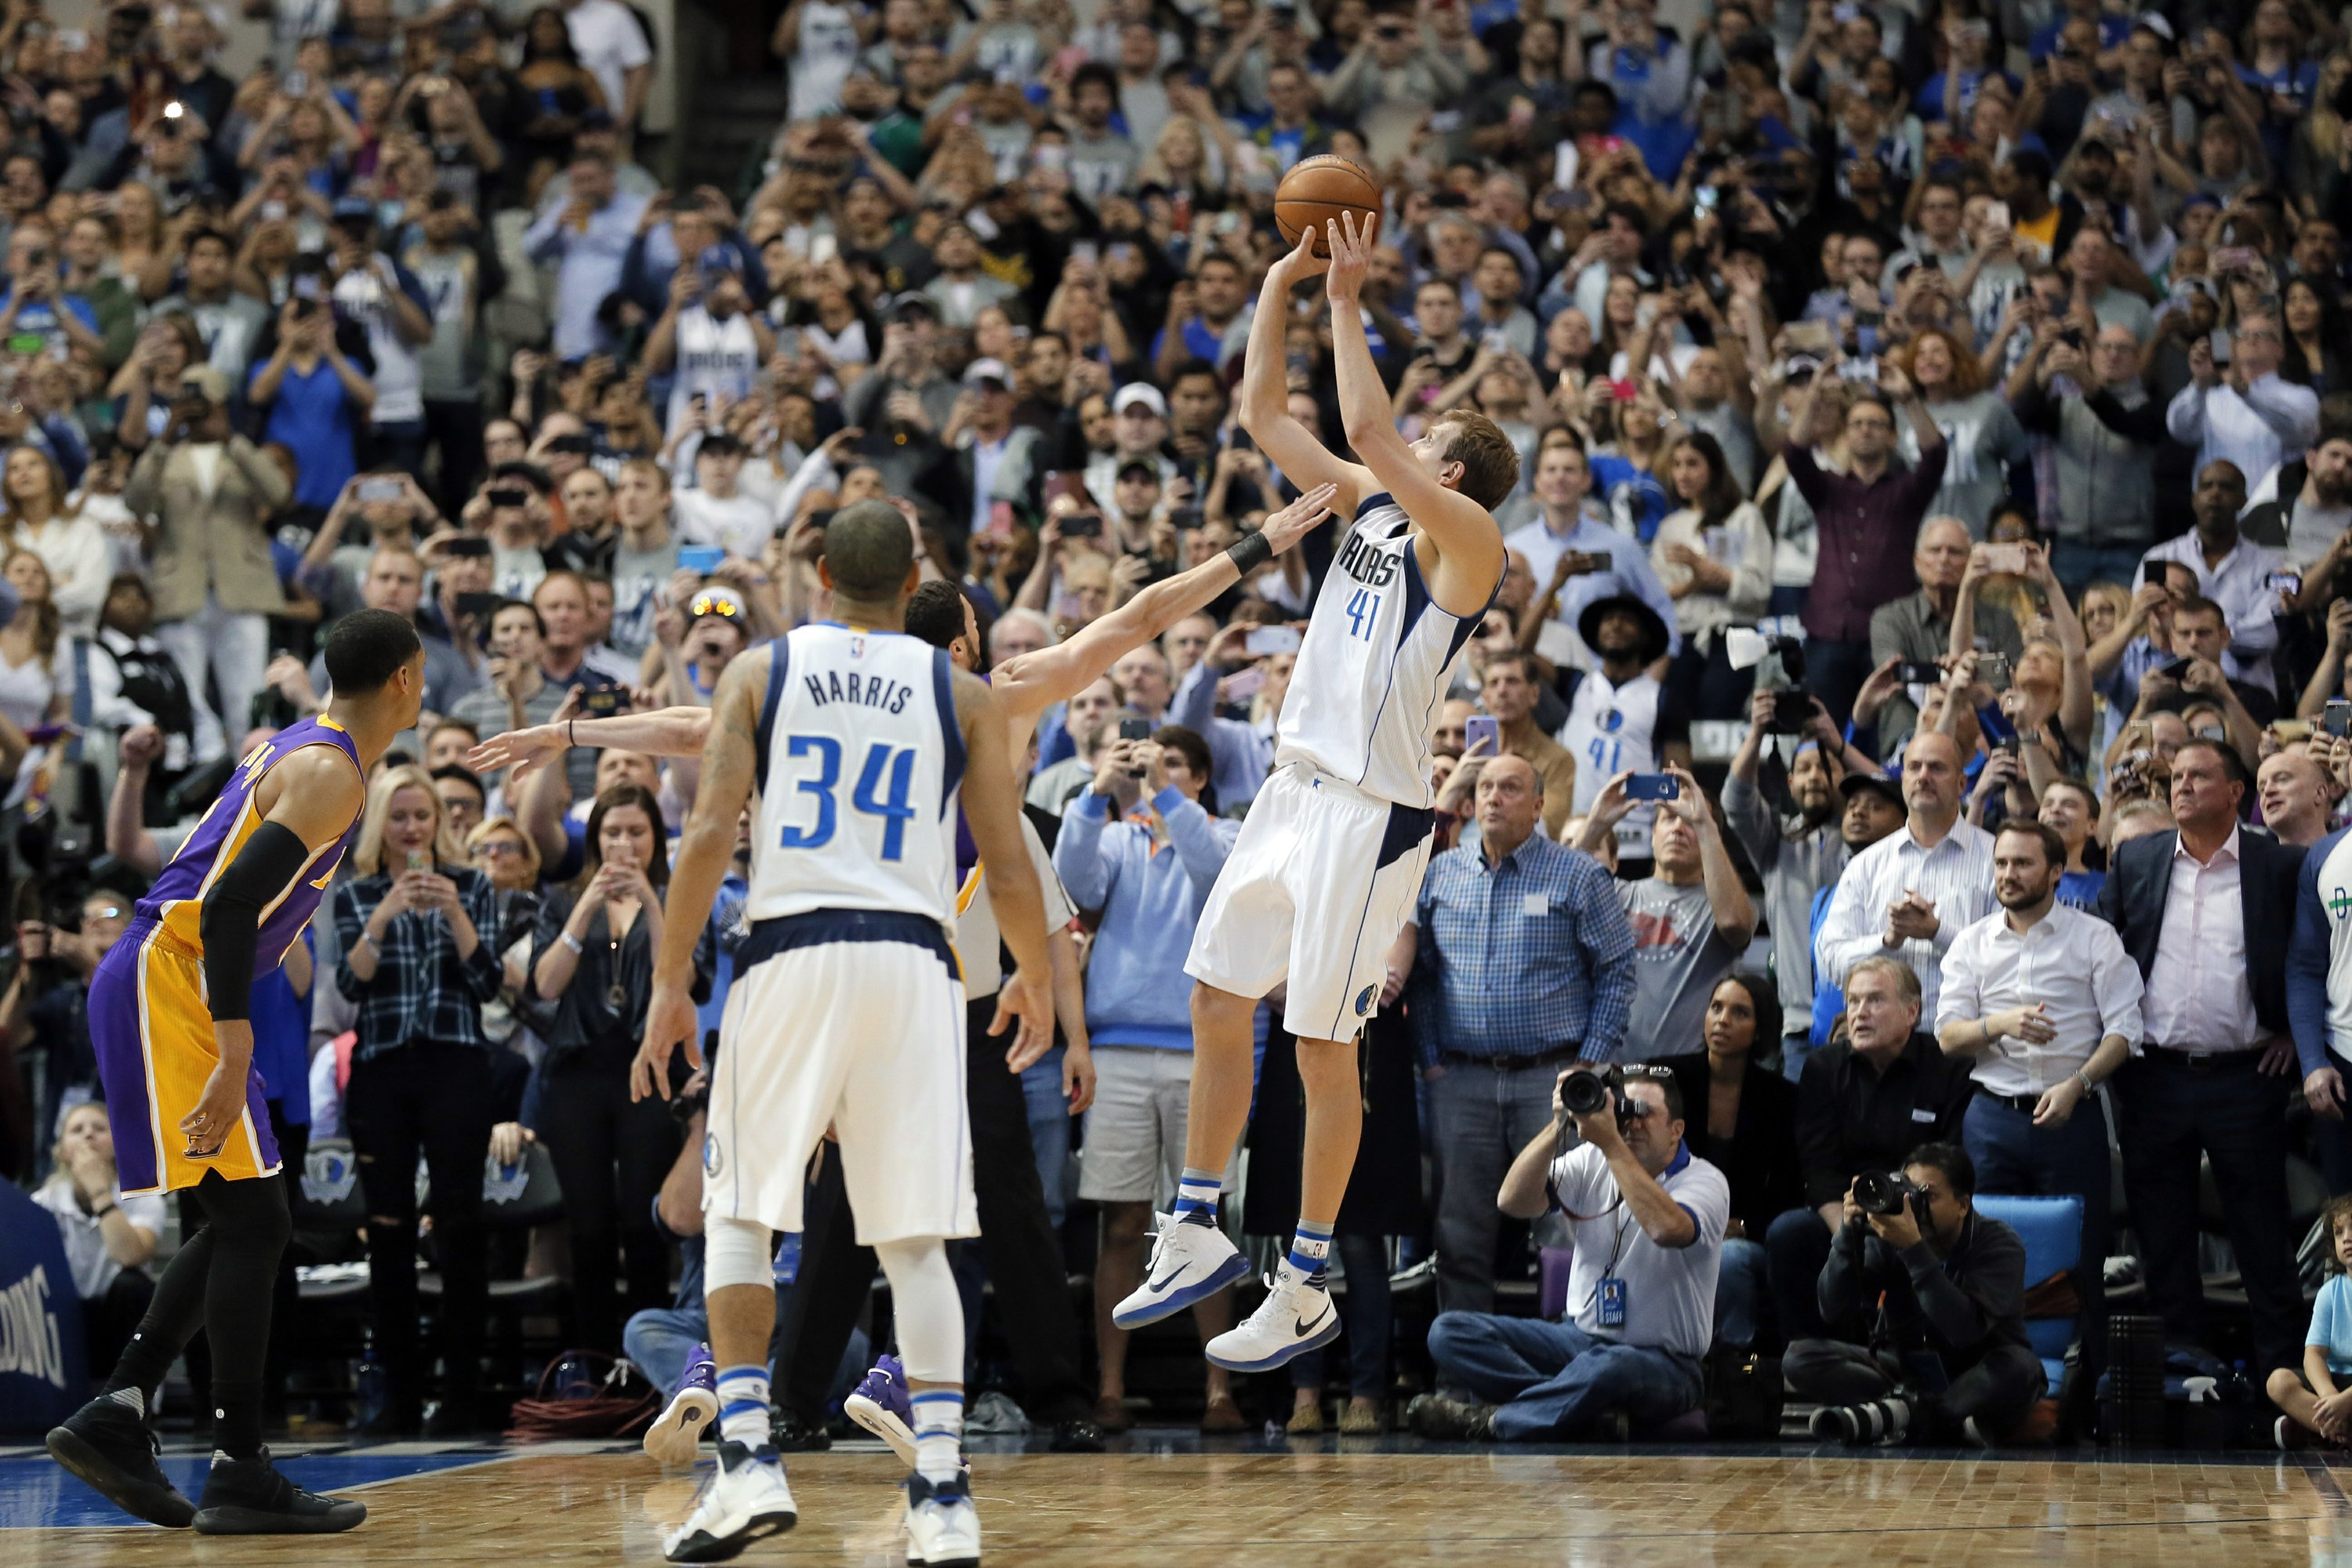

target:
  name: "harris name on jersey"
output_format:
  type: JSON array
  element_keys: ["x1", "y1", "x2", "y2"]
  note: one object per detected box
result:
[{"x1": 799, "y1": 663, "x2": 916, "y2": 714}]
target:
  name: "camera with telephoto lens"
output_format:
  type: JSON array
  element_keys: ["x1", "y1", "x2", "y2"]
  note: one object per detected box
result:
[
  {"x1": 1560, "y1": 1065, "x2": 1635, "y2": 1122},
  {"x1": 1852, "y1": 1168, "x2": 1926, "y2": 1221}
]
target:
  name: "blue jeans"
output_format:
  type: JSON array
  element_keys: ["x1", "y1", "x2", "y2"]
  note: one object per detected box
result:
[
  {"x1": 1962, "y1": 1094, "x2": 2110, "y2": 1370},
  {"x1": 622, "y1": 1302, "x2": 871, "y2": 1406},
  {"x1": 1429, "y1": 1058, "x2": 1567, "y2": 1316},
  {"x1": 1289, "y1": 1232, "x2": 1395, "y2": 1400},
  {"x1": 1715, "y1": 1236, "x2": 1769, "y2": 1349},
  {"x1": 1778, "y1": 1032, "x2": 1816, "y2": 1085},
  {"x1": 2049, "y1": 541, "x2": 2147, "y2": 601},
  {"x1": 1018, "y1": 1047, "x2": 1073, "y2": 1232},
  {"x1": 624, "y1": 1306, "x2": 709, "y2": 1393},
  {"x1": 1428, "y1": 1311, "x2": 1704, "y2": 1440}
]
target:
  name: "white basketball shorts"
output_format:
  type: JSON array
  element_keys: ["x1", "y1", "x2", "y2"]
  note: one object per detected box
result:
[
  {"x1": 1185, "y1": 761, "x2": 1436, "y2": 1043},
  {"x1": 700, "y1": 910, "x2": 978, "y2": 1247}
]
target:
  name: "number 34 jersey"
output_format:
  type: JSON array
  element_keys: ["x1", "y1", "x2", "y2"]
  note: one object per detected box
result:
[
  {"x1": 747, "y1": 624, "x2": 967, "y2": 927},
  {"x1": 1276, "y1": 493, "x2": 1492, "y2": 809}
]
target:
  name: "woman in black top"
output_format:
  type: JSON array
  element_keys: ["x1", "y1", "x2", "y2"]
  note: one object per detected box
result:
[
  {"x1": 1668, "y1": 973, "x2": 1803, "y2": 1351},
  {"x1": 528, "y1": 784, "x2": 712, "y2": 1354},
  {"x1": 333, "y1": 763, "x2": 507, "y2": 1434}
]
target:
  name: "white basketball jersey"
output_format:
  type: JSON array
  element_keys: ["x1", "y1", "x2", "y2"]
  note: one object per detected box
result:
[
  {"x1": 1559, "y1": 668, "x2": 1663, "y2": 855},
  {"x1": 1276, "y1": 495, "x2": 1493, "y2": 808},
  {"x1": 746, "y1": 624, "x2": 963, "y2": 926}
]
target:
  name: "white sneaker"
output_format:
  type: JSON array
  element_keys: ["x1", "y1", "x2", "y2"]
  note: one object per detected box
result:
[
  {"x1": 904, "y1": 1471, "x2": 982, "y2": 1566},
  {"x1": 662, "y1": 1442, "x2": 797, "y2": 1563},
  {"x1": 1203, "y1": 1260, "x2": 1341, "y2": 1373},
  {"x1": 1110, "y1": 1210, "x2": 1250, "y2": 1329}
]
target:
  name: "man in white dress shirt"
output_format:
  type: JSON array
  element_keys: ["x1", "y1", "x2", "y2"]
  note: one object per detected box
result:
[
  {"x1": 1937, "y1": 817, "x2": 2143, "y2": 1385},
  {"x1": 2165, "y1": 310, "x2": 2320, "y2": 483},
  {"x1": 2096, "y1": 738, "x2": 2310, "y2": 1375},
  {"x1": 1816, "y1": 729, "x2": 1998, "y2": 1026}
]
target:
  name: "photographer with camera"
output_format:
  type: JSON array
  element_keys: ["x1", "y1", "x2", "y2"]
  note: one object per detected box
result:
[
  {"x1": 123, "y1": 364, "x2": 290, "y2": 760},
  {"x1": 1936, "y1": 817, "x2": 2142, "y2": 1378},
  {"x1": 1768, "y1": 955, "x2": 1976, "y2": 1342},
  {"x1": 1791, "y1": 1142, "x2": 2042, "y2": 1446},
  {"x1": 1407, "y1": 1062, "x2": 1728, "y2": 1442}
]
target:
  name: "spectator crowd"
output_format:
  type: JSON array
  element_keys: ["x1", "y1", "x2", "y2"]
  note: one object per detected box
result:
[{"x1": 17, "y1": 0, "x2": 2352, "y2": 1454}]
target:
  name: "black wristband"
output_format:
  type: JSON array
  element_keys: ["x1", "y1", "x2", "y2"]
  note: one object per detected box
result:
[{"x1": 1226, "y1": 530, "x2": 1273, "y2": 575}]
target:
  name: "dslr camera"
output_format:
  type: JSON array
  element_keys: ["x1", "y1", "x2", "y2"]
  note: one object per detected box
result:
[
  {"x1": 1851, "y1": 1168, "x2": 1926, "y2": 1222},
  {"x1": 1560, "y1": 1065, "x2": 1636, "y2": 1123}
]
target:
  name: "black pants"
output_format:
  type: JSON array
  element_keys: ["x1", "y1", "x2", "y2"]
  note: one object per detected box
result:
[
  {"x1": 779, "y1": 995, "x2": 1089, "y2": 1425},
  {"x1": 346, "y1": 1043, "x2": 495, "y2": 1419},
  {"x1": 107, "y1": 1170, "x2": 292, "y2": 1457},
  {"x1": 1784, "y1": 1338, "x2": 2046, "y2": 1443},
  {"x1": 179, "y1": 1101, "x2": 307, "y2": 1417},
  {"x1": 422, "y1": 397, "x2": 487, "y2": 517},
  {"x1": 541, "y1": 1051, "x2": 681, "y2": 1355},
  {"x1": 1800, "y1": 636, "x2": 1875, "y2": 729},
  {"x1": 1666, "y1": 635, "x2": 1759, "y2": 722},
  {"x1": 2114, "y1": 1053, "x2": 2306, "y2": 1372}
]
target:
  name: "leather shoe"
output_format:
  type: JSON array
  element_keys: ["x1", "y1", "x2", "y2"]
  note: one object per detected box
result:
[{"x1": 1049, "y1": 1418, "x2": 1106, "y2": 1452}]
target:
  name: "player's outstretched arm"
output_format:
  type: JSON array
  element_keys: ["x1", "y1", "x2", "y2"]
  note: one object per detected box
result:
[
  {"x1": 954, "y1": 670, "x2": 1052, "y2": 1061},
  {"x1": 633, "y1": 648, "x2": 768, "y2": 1102},
  {"x1": 1326, "y1": 213, "x2": 1504, "y2": 613},
  {"x1": 1237, "y1": 228, "x2": 1373, "y2": 516},
  {"x1": 995, "y1": 481, "x2": 1338, "y2": 718},
  {"x1": 184, "y1": 746, "x2": 365, "y2": 1156},
  {"x1": 467, "y1": 705, "x2": 714, "y2": 774}
]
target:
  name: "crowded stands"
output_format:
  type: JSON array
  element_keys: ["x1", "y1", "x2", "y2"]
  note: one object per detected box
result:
[{"x1": 13, "y1": 0, "x2": 2352, "y2": 1454}]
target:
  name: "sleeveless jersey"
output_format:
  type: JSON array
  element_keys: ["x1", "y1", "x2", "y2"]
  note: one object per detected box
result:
[
  {"x1": 133, "y1": 715, "x2": 365, "y2": 974},
  {"x1": 1560, "y1": 666, "x2": 1664, "y2": 857},
  {"x1": 747, "y1": 623, "x2": 965, "y2": 926},
  {"x1": 1276, "y1": 492, "x2": 1494, "y2": 808}
]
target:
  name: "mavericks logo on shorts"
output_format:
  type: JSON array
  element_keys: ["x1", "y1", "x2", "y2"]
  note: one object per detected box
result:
[
  {"x1": 1354, "y1": 984, "x2": 1377, "y2": 1017},
  {"x1": 702, "y1": 1134, "x2": 724, "y2": 1179}
]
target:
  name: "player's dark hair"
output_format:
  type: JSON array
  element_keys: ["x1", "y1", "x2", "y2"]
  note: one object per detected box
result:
[
  {"x1": 323, "y1": 607, "x2": 423, "y2": 694},
  {"x1": 1432, "y1": 409, "x2": 1520, "y2": 510},
  {"x1": 906, "y1": 580, "x2": 973, "y2": 655},
  {"x1": 824, "y1": 499, "x2": 916, "y2": 600}
]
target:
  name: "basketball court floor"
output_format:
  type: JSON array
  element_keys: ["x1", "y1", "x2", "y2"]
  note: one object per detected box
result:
[{"x1": 10, "y1": 1431, "x2": 2352, "y2": 1566}]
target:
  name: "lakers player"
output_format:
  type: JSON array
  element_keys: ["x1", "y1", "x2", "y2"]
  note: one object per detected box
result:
[
  {"x1": 1114, "y1": 214, "x2": 1519, "y2": 1370},
  {"x1": 45, "y1": 608, "x2": 424, "y2": 1534},
  {"x1": 633, "y1": 503, "x2": 1053, "y2": 1566}
]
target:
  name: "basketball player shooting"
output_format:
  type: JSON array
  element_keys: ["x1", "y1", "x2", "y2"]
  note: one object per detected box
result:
[
  {"x1": 45, "y1": 609, "x2": 426, "y2": 1535},
  {"x1": 630, "y1": 503, "x2": 1055, "y2": 1566},
  {"x1": 1112, "y1": 213, "x2": 1519, "y2": 1371}
]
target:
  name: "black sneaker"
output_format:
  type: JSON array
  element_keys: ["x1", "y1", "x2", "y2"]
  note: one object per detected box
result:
[
  {"x1": 1048, "y1": 1417, "x2": 1106, "y2": 1453},
  {"x1": 768, "y1": 1410, "x2": 832, "y2": 1452},
  {"x1": 1403, "y1": 1392, "x2": 1495, "y2": 1442},
  {"x1": 191, "y1": 1448, "x2": 368, "y2": 1534},
  {"x1": 45, "y1": 1394, "x2": 195, "y2": 1528}
]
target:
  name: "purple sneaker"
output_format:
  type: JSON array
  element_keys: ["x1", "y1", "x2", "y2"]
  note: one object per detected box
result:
[
  {"x1": 844, "y1": 1355, "x2": 917, "y2": 1465},
  {"x1": 644, "y1": 1343, "x2": 719, "y2": 1469}
]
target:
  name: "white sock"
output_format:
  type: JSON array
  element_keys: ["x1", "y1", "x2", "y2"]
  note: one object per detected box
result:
[
  {"x1": 910, "y1": 1389, "x2": 964, "y2": 1485},
  {"x1": 716, "y1": 1365, "x2": 770, "y2": 1447}
]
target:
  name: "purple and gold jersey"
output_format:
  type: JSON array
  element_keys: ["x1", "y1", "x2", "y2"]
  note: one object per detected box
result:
[
  {"x1": 135, "y1": 716, "x2": 365, "y2": 975},
  {"x1": 99, "y1": 716, "x2": 364, "y2": 1194}
]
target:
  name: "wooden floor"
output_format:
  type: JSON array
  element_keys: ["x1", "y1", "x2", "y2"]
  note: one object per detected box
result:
[{"x1": 16, "y1": 1438, "x2": 2352, "y2": 1565}]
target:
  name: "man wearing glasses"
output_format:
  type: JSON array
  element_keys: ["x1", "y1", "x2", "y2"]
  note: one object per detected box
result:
[{"x1": 1406, "y1": 1062, "x2": 1729, "y2": 1441}]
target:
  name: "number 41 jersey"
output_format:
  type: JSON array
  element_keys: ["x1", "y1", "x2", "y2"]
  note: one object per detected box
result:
[
  {"x1": 747, "y1": 624, "x2": 967, "y2": 927},
  {"x1": 1276, "y1": 493, "x2": 1490, "y2": 809}
]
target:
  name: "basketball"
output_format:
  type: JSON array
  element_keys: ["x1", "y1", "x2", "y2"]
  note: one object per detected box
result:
[{"x1": 1274, "y1": 155, "x2": 1381, "y2": 256}]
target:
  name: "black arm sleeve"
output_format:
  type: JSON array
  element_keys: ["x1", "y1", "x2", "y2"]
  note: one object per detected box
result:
[{"x1": 198, "y1": 821, "x2": 315, "y2": 1022}]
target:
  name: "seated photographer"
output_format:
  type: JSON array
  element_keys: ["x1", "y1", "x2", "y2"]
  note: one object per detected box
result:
[
  {"x1": 1768, "y1": 956, "x2": 1975, "y2": 1343},
  {"x1": 1406, "y1": 1064, "x2": 1727, "y2": 1443},
  {"x1": 1791, "y1": 1142, "x2": 2042, "y2": 1447}
]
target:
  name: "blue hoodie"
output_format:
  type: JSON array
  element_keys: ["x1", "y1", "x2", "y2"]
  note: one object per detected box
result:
[{"x1": 1053, "y1": 785, "x2": 1240, "y2": 1049}]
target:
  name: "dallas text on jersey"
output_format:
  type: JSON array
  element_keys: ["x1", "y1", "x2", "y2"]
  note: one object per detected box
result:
[{"x1": 1334, "y1": 524, "x2": 1402, "y2": 588}]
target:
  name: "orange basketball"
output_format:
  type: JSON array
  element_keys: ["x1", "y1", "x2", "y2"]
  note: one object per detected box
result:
[{"x1": 1274, "y1": 155, "x2": 1381, "y2": 257}]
